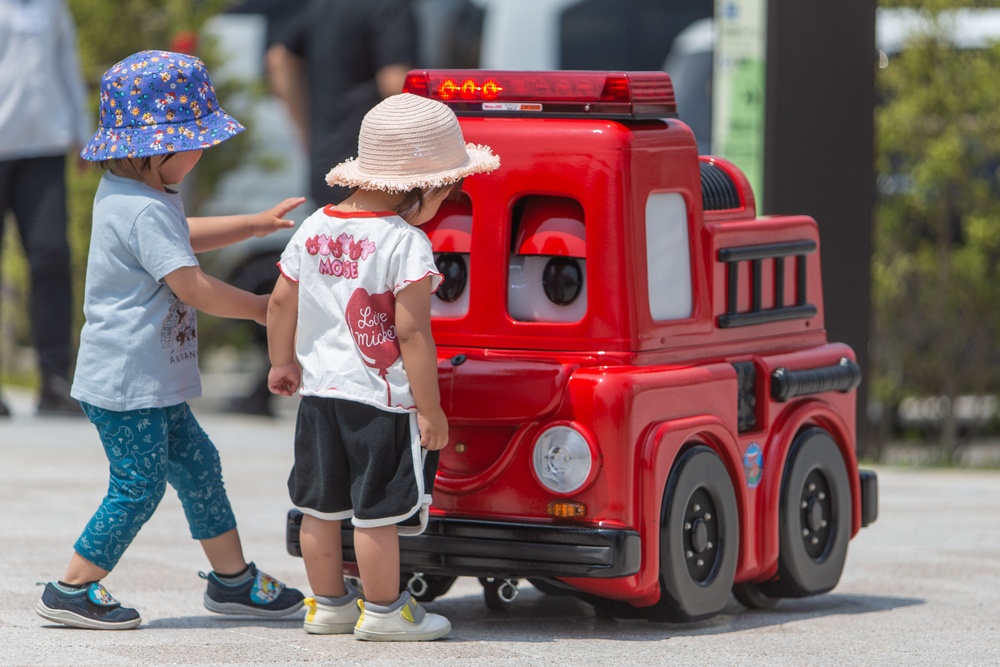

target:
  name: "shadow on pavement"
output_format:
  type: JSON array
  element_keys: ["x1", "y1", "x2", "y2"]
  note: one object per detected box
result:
[
  {"x1": 141, "y1": 613, "x2": 307, "y2": 630},
  {"x1": 149, "y1": 585, "x2": 913, "y2": 643}
]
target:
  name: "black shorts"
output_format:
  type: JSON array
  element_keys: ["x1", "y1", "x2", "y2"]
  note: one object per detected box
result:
[{"x1": 288, "y1": 396, "x2": 438, "y2": 533}]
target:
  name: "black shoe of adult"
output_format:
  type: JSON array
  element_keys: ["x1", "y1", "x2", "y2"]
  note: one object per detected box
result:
[
  {"x1": 37, "y1": 376, "x2": 83, "y2": 417},
  {"x1": 0, "y1": 396, "x2": 9, "y2": 418}
]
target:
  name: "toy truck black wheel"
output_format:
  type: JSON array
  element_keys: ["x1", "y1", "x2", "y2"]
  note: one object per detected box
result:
[
  {"x1": 646, "y1": 445, "x2": 739, "y2": 622},
  {"x1": 763, "y1": 428, "x2": 851, "y2": 598},
  {"x1": 478, "y1": 577, "x2": 521, "y2": 611},
  {"x1": 732, "y1": 582, "x2": 780, "y2": 610}
]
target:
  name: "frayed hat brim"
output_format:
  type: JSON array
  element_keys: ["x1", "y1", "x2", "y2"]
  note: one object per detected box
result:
[{"x1": 325, "y1": 143, "x2": 500, "y2": 193}]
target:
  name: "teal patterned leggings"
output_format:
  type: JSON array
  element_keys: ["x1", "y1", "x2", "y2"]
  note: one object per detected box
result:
[{"x1": 75, "y1": 402, "x2": 238, "y2": 571}]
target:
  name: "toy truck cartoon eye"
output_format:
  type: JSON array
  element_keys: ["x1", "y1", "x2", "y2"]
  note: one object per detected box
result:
[
  {"x1": 286, "y1": 68, "x2": 878, "y2": 622},
  {"x1": 508, "y1": 196, "x2": 587, "y2": 322},
  {"x1": 423, "y1": 198, "x2": 472, "y2": 319}
]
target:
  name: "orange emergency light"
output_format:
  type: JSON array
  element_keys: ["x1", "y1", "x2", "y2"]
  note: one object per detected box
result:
[{"x1": 404, "y1": 69, "x2": 677, "y2": 119}]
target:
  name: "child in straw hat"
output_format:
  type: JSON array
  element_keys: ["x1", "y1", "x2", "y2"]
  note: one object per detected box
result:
[
  {"x1": 267, "y1": 92, "x2": 499, "y2": 641},
  {"x1": 36, "y1": 51, "x2": 306, "y2": 631}
]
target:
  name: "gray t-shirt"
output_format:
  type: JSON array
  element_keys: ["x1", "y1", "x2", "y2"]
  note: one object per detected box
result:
[{"x1": 71, "y1": 172, "x2": 201, "y2": 411}]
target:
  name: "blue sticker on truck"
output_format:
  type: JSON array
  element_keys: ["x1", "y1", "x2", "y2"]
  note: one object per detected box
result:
[{"x1": 744, "y1": 442, "x2": 763, "y2": 489}]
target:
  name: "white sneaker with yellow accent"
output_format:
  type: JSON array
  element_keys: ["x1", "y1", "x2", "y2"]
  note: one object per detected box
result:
[
  {"x1": 354, "y1": 591, "x2": 451, "y2": 641},
  {"x1": 302, "y1": 595, "x2": 361, "y2": 634}
]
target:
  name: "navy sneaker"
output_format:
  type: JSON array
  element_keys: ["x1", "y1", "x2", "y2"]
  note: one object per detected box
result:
[
  {"x1": 36, "y1": 581, "x2": 141, "y2": 630},
  {"x1": 201, "y1": 563, "x2": 304, "y2": 617}
]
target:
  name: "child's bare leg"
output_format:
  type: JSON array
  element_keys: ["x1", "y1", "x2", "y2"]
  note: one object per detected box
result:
[
  {"x1": 300, "y1": 515, "x2": 346, "y2": 598},
  {"x1": 354, "y1": 525, "x2": 400, "y2": 605},
  {"x1": 62, "y1": 552, "x2": 109, "y2": 585},
  {"x1": 199, "y1": 527, "x2": 247, "y2": 574}
]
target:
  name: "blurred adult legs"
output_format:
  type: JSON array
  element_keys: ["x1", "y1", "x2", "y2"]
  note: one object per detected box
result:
[{"x1": 0, "y1": 155, "x2": 79, "y2": 416}]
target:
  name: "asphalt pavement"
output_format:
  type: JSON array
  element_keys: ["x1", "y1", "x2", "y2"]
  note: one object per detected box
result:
[{"x1": 2, "y1": 385, "x2": 999, "y2": 667}]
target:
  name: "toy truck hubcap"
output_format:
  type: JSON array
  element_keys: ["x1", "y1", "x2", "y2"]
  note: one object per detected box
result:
[
  {"x1": 683, "y1": 488, "x2": 720, "y2": 582},
  {"x1": 800, "y1": 470, "x2": 833, "y2": 560}
]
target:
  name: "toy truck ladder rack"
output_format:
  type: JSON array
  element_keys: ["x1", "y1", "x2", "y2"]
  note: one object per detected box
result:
[{"x1": 717, "y1": 240, "x2": 818, "y2": 328}]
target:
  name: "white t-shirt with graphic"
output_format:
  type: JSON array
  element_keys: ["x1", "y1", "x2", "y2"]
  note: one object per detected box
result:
[{"x1": 278, "y1": 206, "x2": 442, "y2": 412}]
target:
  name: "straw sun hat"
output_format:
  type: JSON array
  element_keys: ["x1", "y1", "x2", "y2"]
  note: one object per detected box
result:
[{"x1": 325, "y1": 93, "x2": 499, "y2": 193}]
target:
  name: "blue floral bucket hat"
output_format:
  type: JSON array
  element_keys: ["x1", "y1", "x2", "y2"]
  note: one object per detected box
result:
[{"x1": 81, "y1": 50, "x2": 244, "y2": 161}]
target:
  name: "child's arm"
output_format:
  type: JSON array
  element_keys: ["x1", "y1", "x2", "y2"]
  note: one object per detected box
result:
[
  {"x1": 396, "y1": 277, "x2": 448, "y2": 451},
  {"x1": 266, "y1": 274, "x2": 301, "y2": 396},
  {"x1": 188, "y1": 197, "x2": 306, "y2": 253},
  {"x1": 164, "y1": 265, "x2": 269, "y2": 325}
]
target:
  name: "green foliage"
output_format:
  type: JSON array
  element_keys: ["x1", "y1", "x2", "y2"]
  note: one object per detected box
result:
[
  {"x1": 0, "y1": 225, "x2": 30, "y2": 385},
  {"x1": 68, "y1": 0, "x2": 236, "y2": 83},
  {"x1": 880, "y1": 0, "x2": 1000, "y2": 8},
  {"x1": 872, "y1": 1, "x2": 1000, "y2": 460}
]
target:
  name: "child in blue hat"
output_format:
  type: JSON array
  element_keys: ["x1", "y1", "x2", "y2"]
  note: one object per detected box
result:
[{"x1": 36, "y1": 50, "x2": 306, "y2": 630}]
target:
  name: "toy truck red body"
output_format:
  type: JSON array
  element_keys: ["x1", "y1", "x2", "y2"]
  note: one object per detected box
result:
[{"x1": 288, "y1": 69, "x2": 878, "y2": 621}]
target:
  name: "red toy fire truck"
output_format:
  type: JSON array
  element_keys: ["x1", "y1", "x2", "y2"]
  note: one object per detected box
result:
[{"x1": 287, "y1": 69, "x2": 878, "y2": 622}]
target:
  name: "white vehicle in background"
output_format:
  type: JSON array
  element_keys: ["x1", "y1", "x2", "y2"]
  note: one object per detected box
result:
[{"x1": 662, "y1": 16, "x2": 714, "y2": 154}]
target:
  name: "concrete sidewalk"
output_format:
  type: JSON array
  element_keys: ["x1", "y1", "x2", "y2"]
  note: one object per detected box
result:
[
  {"x1": 1, "y1": 390, "x2": 311, "y2": 666},
  {"x1": 4, "y1": 387, "x2": 1000, "y2": 667},
  {"x1": 1, "y1": 388, "x2": 495, "y2": 666}
]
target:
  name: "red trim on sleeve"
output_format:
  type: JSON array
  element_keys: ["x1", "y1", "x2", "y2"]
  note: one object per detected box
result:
[
  {"x1": 397, "y1": 270, "x2": 444, "y2": 295},
  {"x1": 323, "y1": 205, "x2": 396, "y2": 219},
  {"x1": 276, "y1": 261, "x2": 299, "y2": 283}
]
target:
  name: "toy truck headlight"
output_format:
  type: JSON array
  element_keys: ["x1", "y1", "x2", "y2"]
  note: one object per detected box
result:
[{"x1": 532, "y1": 425, "x2": 594, "y2": 494}]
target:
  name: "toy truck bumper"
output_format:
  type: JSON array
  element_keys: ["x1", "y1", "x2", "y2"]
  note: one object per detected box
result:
[
  {"x1": 860, "y1": 468, "x2": 879, "y2": 527},
  {"x1": 287, "y1": 510, "x2": 642, "y2": 579}
]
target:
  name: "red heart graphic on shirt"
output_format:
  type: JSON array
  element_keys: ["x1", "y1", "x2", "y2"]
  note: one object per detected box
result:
[{"x1": 346, "y1": 288, "x2": 399, "y2": 376}]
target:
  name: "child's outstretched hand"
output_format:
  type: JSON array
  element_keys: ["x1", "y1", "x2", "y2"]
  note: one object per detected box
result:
[
  {"x1": 268, "y1": 364, "x2": 301, "y2": 397},
  {"x1": 249, "y1": 197, "x2": 307, "y2": 238}
]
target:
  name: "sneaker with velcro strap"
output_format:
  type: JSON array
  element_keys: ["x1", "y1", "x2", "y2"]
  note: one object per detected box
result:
[
  {"x1": 302, "y1": 585, "x2": 362, "y2": 635},
  {"x1": 36, "y1": 581, "x2": 141, "y2": 630},
  {"x1": 201, "y1": 562, "x2": 304, "y2": 617},
  {"x1": 354, "y1": 590, "x2": 450, "y2": 641}
]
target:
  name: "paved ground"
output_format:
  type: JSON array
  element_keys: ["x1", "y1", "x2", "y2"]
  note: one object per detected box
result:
[{"x1": 2, "y1": 386, "x2": 999, "y2": 666}]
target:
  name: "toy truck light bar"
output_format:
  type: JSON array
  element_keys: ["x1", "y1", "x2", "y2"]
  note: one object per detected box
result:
[{"x1": 404, "y1": 69, "x2": 677, "y2": 119}]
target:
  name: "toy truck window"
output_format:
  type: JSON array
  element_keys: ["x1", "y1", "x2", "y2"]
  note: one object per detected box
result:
[
  {"x1": 646, "y1": 192, "x2": 693, "y2": 320},
  {"x1": 423, "y1": 196, "x2": 473, "y2": 319},
  {"x1": 508, "y1": 196, "x2": 587, "y2": 323}
]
